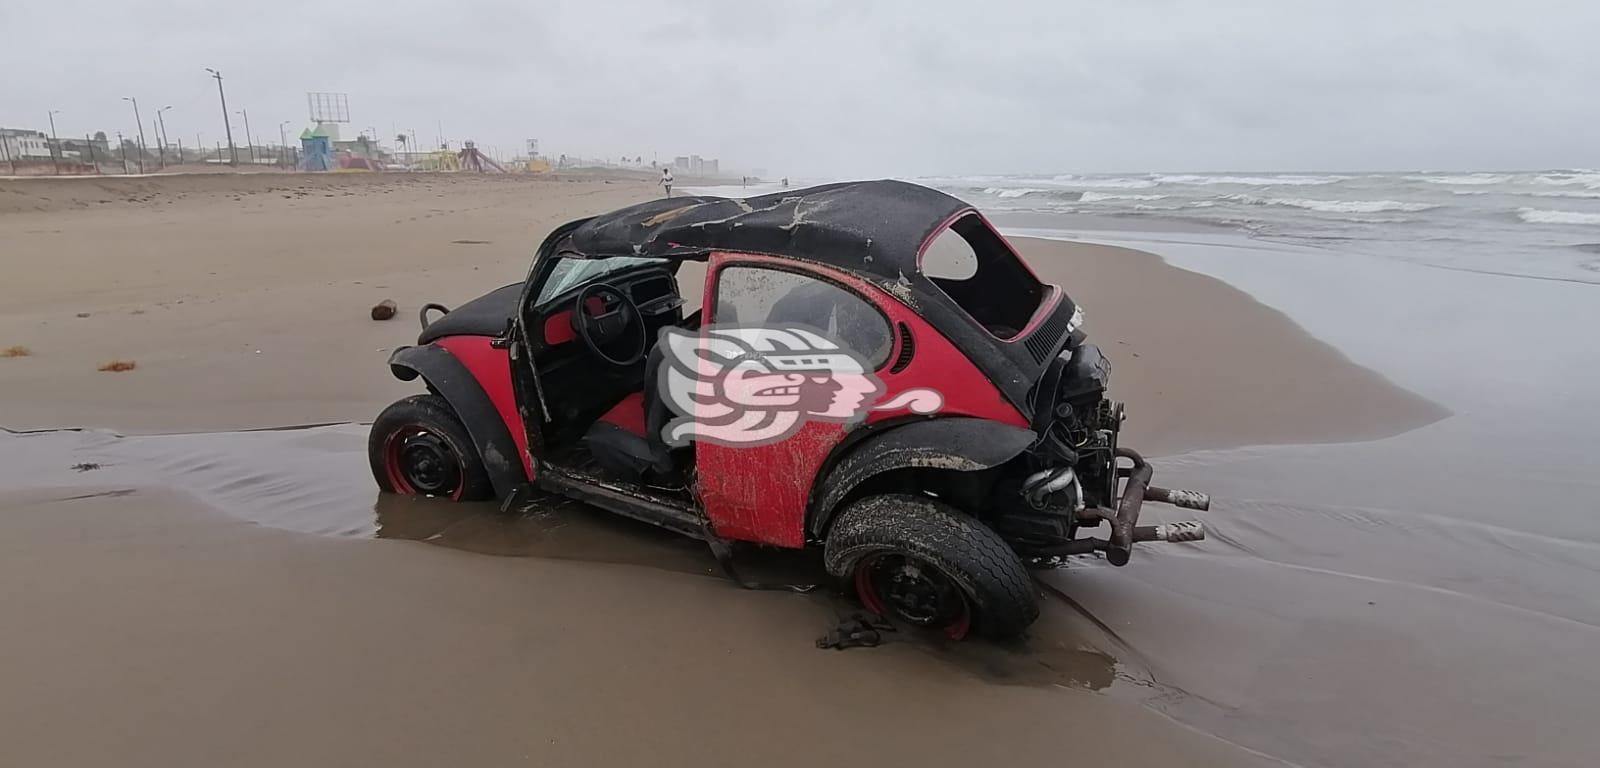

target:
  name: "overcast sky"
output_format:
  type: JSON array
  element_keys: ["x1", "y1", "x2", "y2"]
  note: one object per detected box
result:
[{"x1": 2, "y1": 0, "x2": 1594, "y2": 176}]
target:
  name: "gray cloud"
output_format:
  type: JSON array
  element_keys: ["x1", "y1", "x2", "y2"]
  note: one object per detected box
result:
[{"x1": 2, "y1": 0, "x2": 1594, "y2": 176}]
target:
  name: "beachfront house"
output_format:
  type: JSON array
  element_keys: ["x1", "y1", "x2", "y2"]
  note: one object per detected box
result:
[{"x1": 0, "y1": 128, "x2": 54, "y2": 161}]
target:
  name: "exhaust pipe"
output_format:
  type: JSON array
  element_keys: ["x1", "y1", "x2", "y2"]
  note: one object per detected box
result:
[
  {"x1": 1145, "y1": 486, "x2": 1210, "y2": 511},
  {"x1": 1132, "y1": 520, "x2": 1206, "y2": 543}
]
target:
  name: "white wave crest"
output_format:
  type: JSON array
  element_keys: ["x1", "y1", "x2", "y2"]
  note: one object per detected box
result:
[
  {"x1": 1530, "y1": 190, "x2": 1600, "y2": 200},
  {"x1": 1050, "y1": 175, "x2": 1158, "y2": 189},
  {"x1": 1080, "y1": 191, "x2": 1167, "y2": 202},
  {"x1": 1155, "y1": 174, "x2": 1348, "y2": 186},
  {"x1": 1532, "y1": 172, "x2": 1600, "y2": 188},
  {"x1": 1409, "y1": 173, "x2": 1512, "y2": 186},
  {"x1": 1227, "y1": 195, "x2": 1435, "y2": 213},
  {"x1": 982, "y1": 186, "x2": 1043, "y2": 198},
  {"x1": 1518, "y1": 208, "x2": 1600, "y2": 225}
]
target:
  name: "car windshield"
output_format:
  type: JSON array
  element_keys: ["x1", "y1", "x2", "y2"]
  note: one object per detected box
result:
[{"x1": 536, "y1": 256, "x2": 664, "y2": 305}]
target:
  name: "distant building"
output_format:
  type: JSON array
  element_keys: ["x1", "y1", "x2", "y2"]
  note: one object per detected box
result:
[
  {"x1": 704, "y1": 158, "x2": 718, "y2": 176},
  {"x1": 0, "y1": 128, "x2": 53, "y2": 160},
  {"x1": 673, "y1": 156, "x2": 690, "y2": 171}
]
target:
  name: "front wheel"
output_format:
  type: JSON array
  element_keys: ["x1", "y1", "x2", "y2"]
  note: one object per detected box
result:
[
  {"x1": 368, "y1": 394, "x2": 493, "y2": 501},
  {"x1": 824, "y1": 494, "x2": 1039, "y2": 640}
]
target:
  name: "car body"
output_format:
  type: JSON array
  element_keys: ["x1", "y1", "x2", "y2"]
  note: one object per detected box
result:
[{"x1": 369, "y1": 180, "x2": 1208, "y2": 638}]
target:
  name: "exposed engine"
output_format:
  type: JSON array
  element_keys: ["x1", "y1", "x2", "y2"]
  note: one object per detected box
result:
[{"x1": 990, "y1": 343, "x2": 1125, "y2": 554}]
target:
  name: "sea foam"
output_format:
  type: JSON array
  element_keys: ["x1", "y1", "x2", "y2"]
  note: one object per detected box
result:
[
  {"x1": 1080, "y1": 191, "x2": 1167, "y2": 202},
  {"x1": 1518, "y1": 208, "x2": 1600, "y2": 225},
  {"x1": 1229, "y1": 195, "x2": 1435, "y2": 213},
  {"x1": 1155, "y1": 174, "x2": 1348, "y2": 186}
]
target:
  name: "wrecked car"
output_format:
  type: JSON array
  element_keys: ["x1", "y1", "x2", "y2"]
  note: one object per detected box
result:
[{"x1": 369, "y1": 180, "x2": 1209, "y2": 639}]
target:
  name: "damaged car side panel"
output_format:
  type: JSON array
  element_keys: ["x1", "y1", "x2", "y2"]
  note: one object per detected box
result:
[{"x1": 807, "y1": 417, "x2": 1037, "y2": 539}]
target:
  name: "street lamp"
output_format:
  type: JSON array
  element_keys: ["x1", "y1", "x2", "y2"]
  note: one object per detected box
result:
[
  {"x1": 156, "y1": 106, "x2": 173, "y2": 168},
  {"x1": 47, "y1": 110, "x2": 61, "y2": 174},
  {"x1": 204, "y1": 68, "x2": 237, "y2": 166},
  {"x1": 236, "y1": 109, "x2": 255, "y2": 164},
  {"x1": 121, "y1": 97, "x2": 147, "y2": 174}
]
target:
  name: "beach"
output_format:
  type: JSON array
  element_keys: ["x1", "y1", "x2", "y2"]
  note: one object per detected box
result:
[{"x1": 3, "y1": 171, "x2": 1594, "y2": 767}]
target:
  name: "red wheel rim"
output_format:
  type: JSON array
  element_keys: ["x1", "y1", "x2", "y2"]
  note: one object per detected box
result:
[
  {"x1": 382, "y1": 425, "x2": 466, "y2": 500},
  {"x1": 853, "y1": 553, "x2": 972, "y2": 641}
]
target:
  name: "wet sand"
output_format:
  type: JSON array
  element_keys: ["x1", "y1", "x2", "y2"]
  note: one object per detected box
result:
[{"x1": 1, "y1": 173, "x2": 1460, "y2": 766}]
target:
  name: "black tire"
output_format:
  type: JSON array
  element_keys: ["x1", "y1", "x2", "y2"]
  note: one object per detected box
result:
[
  {"x1": 368, "y1": 394, "x2": 494, "y2": 501},
  {"x1": 824, "y1": 494, "x2": 1039, "y2": 640}
]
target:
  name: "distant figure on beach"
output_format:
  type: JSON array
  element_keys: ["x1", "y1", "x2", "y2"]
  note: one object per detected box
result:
[
  {"x1": 661, "y1": 168, "x2": 674, "y2": 198},
  {"x1": 781, "y1": 177, "x2": 789, "y2": 187}
]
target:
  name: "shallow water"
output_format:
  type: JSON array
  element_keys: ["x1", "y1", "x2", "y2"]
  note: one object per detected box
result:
[
  {"x1": 0, "y1": 422, "x2": 1143, "y2": 700},
  {"x1": 1001, "y1": 224, "x2": 1600, "y2": 766}
]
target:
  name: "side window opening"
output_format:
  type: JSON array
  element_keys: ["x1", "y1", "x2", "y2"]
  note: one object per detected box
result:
[
  {"x1": 922, "y1": 214, "x2": 1045, "y2": 339},
  {"x1": 713, "y1": 266, "x2": 894, "y2": 368}
]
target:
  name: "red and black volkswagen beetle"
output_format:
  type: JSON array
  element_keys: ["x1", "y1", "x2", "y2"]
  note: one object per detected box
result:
[{"x1": 370, "y1": 180, "x2": 1208, "y2": 639}]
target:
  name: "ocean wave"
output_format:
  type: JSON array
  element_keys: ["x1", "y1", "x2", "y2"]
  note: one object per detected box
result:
[
  {"x1": 1155, "y1": 174, "x2": 1349, "y2": 186},
  {"x1": 1518, "y1": 208, "x2": 1600, "y2": 225},
  {"x1": 1227, "y1": 195, "x2": 1436, "y2": 213},
  {"x1": 981, "y1": 186, "x2": 1046, "y2": 198},
  {"x1": 1530, "y1": 190, "x2": 1600, "y2": 199},
  {"x1": 1080, "y1": 191, "x2": 1167, "y2": 202},
  {"x1": 1409, "y1": 173, "x2": 1512, "y2": 186},
  {"x1": 1049, "y1": 175, "x2": 1158, "y2": 189},
  {"x1": 1333, "y1": 215, "x2": 1416, "y2": 224},
  {"x1": 1532, "y1": 172, "x2": 1600, "y2": 188}
]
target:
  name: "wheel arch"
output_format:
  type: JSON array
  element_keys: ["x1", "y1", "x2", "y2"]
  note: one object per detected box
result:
[
  {"x1": 387, "y1": 344, "x2": 527, "y2": 498},
  {"x1": 806, "y1": 417, "x2": 1036, "y2": 539}
]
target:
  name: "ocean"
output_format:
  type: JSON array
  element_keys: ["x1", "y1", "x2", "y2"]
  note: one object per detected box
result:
[{"x1": 917, "y1": 170, "x2": 1600, "y2": 284}]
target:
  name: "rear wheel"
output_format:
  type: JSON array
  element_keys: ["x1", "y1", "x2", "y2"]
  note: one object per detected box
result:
[
  {"x1": 824, "y1": 494, "x2": 1039, "y2": 640},
  {"x1": 369, "y1": 394, "x2": 493, "y2": 501}
]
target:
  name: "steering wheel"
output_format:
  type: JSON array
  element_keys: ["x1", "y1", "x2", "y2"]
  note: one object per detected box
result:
[{"x1": 572, "y1": 282, "x2": 647, "y2": 366}]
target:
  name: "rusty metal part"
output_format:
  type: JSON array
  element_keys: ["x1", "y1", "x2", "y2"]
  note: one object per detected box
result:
[{"x1": 1105, "y1": 448, "x2": 1151, "y2": 566}]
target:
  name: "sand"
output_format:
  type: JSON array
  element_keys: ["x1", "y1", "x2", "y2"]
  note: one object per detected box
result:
[{"x1": 0, "y1": 172, "x2": 1449, "y2": 767}]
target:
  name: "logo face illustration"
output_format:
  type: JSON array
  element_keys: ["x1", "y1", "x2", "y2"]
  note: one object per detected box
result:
[{"x1": 658, "y1": 324, "x2": 944, "y2": 447}]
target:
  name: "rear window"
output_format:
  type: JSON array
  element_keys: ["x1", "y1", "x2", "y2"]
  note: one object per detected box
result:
[{"x1": 921, "y1": 214, "x2": 1045, "y2": 339}]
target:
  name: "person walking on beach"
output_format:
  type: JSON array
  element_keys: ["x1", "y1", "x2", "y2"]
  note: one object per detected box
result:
[{"x1": 661, "y1": 167, "x2": 674, "y2": 198}]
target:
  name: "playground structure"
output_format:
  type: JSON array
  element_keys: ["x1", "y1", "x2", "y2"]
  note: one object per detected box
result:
[
  {"x1": 297, "y1": 124, "x2": 336, "y2": 171},
  {"x1": 458, "y1": 141, "x2": 507, "y2": 173},
  {"x1": 288, "y1": 91, "x2": 544, "y2": 174}
]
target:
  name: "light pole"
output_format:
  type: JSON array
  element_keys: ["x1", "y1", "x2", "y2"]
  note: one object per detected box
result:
[
  {"x1": 278, "y1": 121, "x2": 290, "y2": 168},
  {"x1": 156, "y1": 106, "x2": 173, "y2": 169},
  {"x1": 121, "y1": 97, "x2": 147, "y2": 174},
  {"x1": 47, "y1": 110, "x2": 61, "y2": 174},
  {"x1": 204, "y1": 68, "x2": 237, "y2": 166},
  {"x1": 236, "y1": 109, "x2": 255, "y2": 164}
]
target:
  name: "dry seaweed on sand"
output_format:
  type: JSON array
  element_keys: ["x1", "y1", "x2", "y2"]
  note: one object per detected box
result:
[
  {"x1": 2, "y1": 345, "x2": 31, "y2": 358},
  {"x1": 97, "y1": 359, "x2": 137, "y2": 372}
]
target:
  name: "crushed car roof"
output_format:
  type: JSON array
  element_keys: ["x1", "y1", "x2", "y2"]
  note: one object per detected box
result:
[{"x1": 565, "y1": 180, "x2": 971, "y2": 279}]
